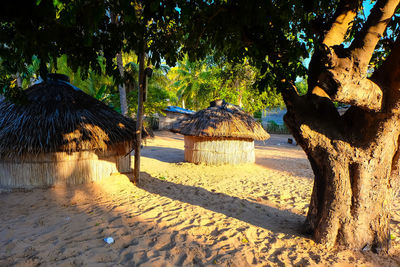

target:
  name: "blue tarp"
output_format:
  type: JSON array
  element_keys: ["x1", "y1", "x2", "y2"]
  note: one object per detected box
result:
[{"x1": 165, "y1": 106, "x2": 195, "y2": 115}]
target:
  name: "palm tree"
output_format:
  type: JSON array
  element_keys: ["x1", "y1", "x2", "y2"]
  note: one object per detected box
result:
[{"x1": 169, "y1": 55, "x2": 214, "y2": 110}]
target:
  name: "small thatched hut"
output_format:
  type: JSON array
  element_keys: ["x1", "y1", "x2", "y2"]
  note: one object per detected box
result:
[
  {"x1": 172, "y1": 100, "x2": 270, "y2": 165},
  {"x1": 0, "y1": 74, "x2": 149, "y2": 188}
]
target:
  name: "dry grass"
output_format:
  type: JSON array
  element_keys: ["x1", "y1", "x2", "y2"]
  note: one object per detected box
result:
[
  {"x1": 0, "y1": 81, "x2": 151, "y2": 157},
  {"x1": 0, "y1": 143, "x2": 132, "y2": 188},
  {"x1": 184, "y1": 136, "x2": 256, "y2": 165},
  {"x1": 172, "y1": 100, "x2": 269, "y2": 140}
]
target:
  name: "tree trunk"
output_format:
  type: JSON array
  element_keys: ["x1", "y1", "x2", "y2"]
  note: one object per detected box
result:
[
  {"x1": 133, "y1": 52, "x2": 146, "y2": 184},
  {"x1": 283, "y1": 92, "x2": 400, "y2": 252},
  {"x1": 16, "y1": 72, "x2": 22, "y2": 88},
  {"x1": 280, "y1": 0, "x2": 400, "y2": 252},
  {"x1": 110, "y1": 12, "x2": 128, "y2": 116},
  {"x1": 116, "y1": 53, "x2": 128, "y2": 116}
]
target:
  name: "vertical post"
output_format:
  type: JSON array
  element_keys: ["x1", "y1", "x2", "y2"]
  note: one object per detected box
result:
[
  {"x1": 116, "y1": 53, "x2": 128, "y2": 116},
  {"x1": 16, "y1": 72, "x2": 22, "y2": 88},
  {"x1": 110, "y1": 12, "x2": 128, "y2": 117},
  {"x1": 134, "y1": 51, "x2": 146, "y2": 184}
]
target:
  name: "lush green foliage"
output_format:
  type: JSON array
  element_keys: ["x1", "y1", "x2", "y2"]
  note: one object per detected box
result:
[
  {"x1": 168, "y1": 54, "x2": 285, "y2": 112},
  {"x1": 125, "y1": 60, "x2": 176, "y2": 116},
  {"x1": 0, "y1": 0, "x2": 329, "y2": 100},
  {"x1": 169, "y1": 55, "x2": 217, "y2": 110},
  {"x1": 1, "y1": 52, "x2": 174, "y2": 116},
  {"x1": 180, "y1": 1, "x2": 312, "y2": 92},
  {"x1": 0, "y1": 0, "x2": 188, "y2": 92},
  {"x1": 180, "y1": 0, "x2": 400, "y2": 95},
  {"x1": 52, "y1": 55, "x2": 115, "y2": 102},
  {"x1": 0, "y1": 0, "x2": 330, "y2": 111},
  {"x1": 2, "y1": 1, "x2": 400, "y2": 98}
]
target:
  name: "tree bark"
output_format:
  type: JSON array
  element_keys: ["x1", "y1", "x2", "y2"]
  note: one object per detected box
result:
[
  {"x1": 322, "y1": 0, "x2": 360, "y2": 47},
  {"x1": 349, "y1": 0, "x2": 399, "y2": 69},
  {"x1": 111, "y1": 12, "x2": 128, "y2": 117},
  {"x1": 308, "y1": 0, "x2": 399, "y2": 111},
  {"x1": 284, "y1": 91, "x2": 400, "y2": 251},
  {"x1": 116, "y1": 53, "x2": 128, "y2": 116},
  {"x1": 283, "y1": 0, "x2": 400, "y2": 252},
  {"x1": 16, "y1": 72, "x2": 22, "y2": 88},
  {"x1": 133, "y1": 51, "x2": 146, "y2": 184},
  {"x1": 373, "y1": 37, "x2": 400, "y2": 113}
]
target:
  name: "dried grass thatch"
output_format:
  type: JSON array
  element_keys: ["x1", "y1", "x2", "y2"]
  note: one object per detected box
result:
[
  {"x1": 172, "y1": 100, "x2": 269, "y2": 165},
  {"x1": 0, "y1": 78, "x2": 151, "y2": 158},
  {"x1": 0, "y1": 149, "x2": 131, "y2": 188},
  {"x1": 184, "y1": 136, "x2": 255, "y2": 165},
  {"x1": 172, "y1": 99, "x2": 269, "y2": 140}
]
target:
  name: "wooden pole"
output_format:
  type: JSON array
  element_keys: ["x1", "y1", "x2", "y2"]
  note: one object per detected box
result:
[
  {"x1": 16, "y1": 72, "x2": 22, "y2": 88},
  {"x1": 133, "y1": 51, "x2": 146, "y2": 184}
]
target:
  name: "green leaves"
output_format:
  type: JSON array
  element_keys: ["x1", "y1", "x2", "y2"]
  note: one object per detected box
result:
[
  {"x1": 179, "y1": 0, "x2": 319, "y2": 93},
  {"x1": 167, "y1": 53, "x2": 279, "y2": 112},
  {"x1": 95, "y1": 84, "x2": 107, "y2": 100},
  {"x1": 1, "y1": 82, "x2": 27, "y2": 104},
  {"x1": 53, "y1": 0, "x2": 65, "y2": 19},
  {"x1": 0, "y1": 0, "x2": 185, "y2": 88}
]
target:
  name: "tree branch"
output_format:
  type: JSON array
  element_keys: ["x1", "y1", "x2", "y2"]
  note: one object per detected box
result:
[
  {"x1": 309, "y1": 46, "x2": 383, "y2": 111},
  {"x1": 322, "y1": 0, "x2": 361, "y2": 47},
  {"x1": 307, "y1": 0, "x2": 399, "y2": 111},
  {"x1": 350, "y1": 0, "x2": 399, "y2": 70},
  {"x1": 310, "y1": 0, "x2": 399, "y2": 111},
  {"x1": 316, "y1": 49, "x2": 383, "y2": 111},
  {"x1": 372, "y1": 37, "x2": 400, "y2": 113},
  {"x1": 308, "y1": 0, "x2": 360, "y2": 95}
]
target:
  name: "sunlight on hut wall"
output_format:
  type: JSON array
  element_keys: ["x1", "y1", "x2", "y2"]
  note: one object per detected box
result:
[
  {"x1": 0, "y1": 74, "x2": 146, "y2": 189},
  {"x1": 173, "y1": 99, "x2": 269, "y2": 165},
  {"x1": 0, "y1": 143, "x2": 132, "y2": 188},
  {"x1": 184, "y1": 136, "x2": 255, "y2": 165}
]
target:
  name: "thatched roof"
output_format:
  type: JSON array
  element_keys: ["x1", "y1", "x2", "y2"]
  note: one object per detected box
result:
[
  {"x1": 0, "y1": 75, "x2": 150, "y2": 157},
  {"x1": 172, "y1": 100, "x2": 270, "y2": 140}
]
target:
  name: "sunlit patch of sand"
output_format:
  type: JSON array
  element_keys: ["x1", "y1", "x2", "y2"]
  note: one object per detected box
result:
[{"x1": 0, "y1": 131, "x2": 399, "y2": 266}]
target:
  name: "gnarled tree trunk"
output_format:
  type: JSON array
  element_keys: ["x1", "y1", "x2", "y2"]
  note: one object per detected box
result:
[
  {"x1": 284, "y1": 97, "x2": 400, "y2": 251},
  {"x1": 283, "y1": 0, "x2": 400, "y2": 252}
]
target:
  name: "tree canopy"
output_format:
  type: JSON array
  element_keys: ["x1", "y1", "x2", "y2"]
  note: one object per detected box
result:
[
  {"x1": 3, "y1": 1, "x2": 399, "y2": 96},
  {"x1": 0, "y1": 1, "x2": 340, "y2": 96},
  {"x1": 0, "y1": 1, "x2": 186, "y2": 88},
  {"x1": 2, "y1": 0, "x2": 400, "y2": 252}
]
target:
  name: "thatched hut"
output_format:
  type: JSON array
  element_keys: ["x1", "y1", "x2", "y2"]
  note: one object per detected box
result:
[
  {"x1": 0, "y1": 74, "x2": 149, "y2": 188},
  {"x1": 172, "y1": 100, "x2": 270, "y2": 165}
]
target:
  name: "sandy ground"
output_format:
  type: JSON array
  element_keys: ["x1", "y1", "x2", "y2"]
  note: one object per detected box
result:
[{"x1": 1, "y1": 131, "x2": 399, "y2": 266}]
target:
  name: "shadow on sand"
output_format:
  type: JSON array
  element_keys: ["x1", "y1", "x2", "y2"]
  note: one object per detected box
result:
[
  {"x1": 152, "y1": 131, "x2": 185, "y2": 141},
  {"x1": 141, "y1": 146, "x2": 184, "y2": 163},
  {"x1": 141, "y1": 144, "x2": 312, "y2": 178},
  {"x1": 138, "y1": 172, "x2": 306, "y2": 236},
  {"x1": 254, "y1": 156, "x2": 312, "y2": 178}
]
